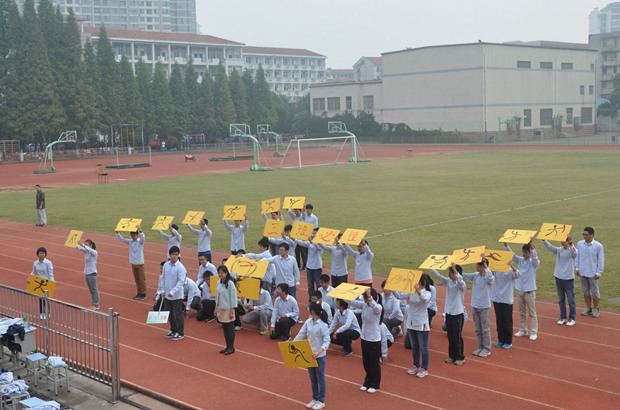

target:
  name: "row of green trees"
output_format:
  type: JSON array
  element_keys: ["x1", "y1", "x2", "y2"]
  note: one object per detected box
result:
[{"x1": 0, "y1": 0, "x2": 297, "y2": 145}]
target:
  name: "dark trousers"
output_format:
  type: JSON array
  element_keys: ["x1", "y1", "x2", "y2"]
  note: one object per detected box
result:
[
  {"x1": 234, "y1": 305, "x2": 246, "y2": 327},
  {"x1": 273, "y1": 317, "x2": 296, "y2": 339},
  {"x1": 295, "y1": 245, "x2": 307, "y2": 269},
  {"x1": 361, "y1": 339, "x2": 381, "y2": 389},
  {"x1": 428, "y1": 308, "x2": 436, "y2": 329},
  {"x1": 445, "y1": 313, "x2": 464, "y2": 360},
  {"x1": 196, "y1": 299, "x2": 215, "y2": 321},
  {"x1": 330, "y1": 329, "x2": 360, "y2": 353},
  {"x1": 306, "y1": 268, "x2": 322, "y2": 302},
  {"x1": 164, "y1": 298, "x2": 185, "y2": 336},
  {"x1": 222, "y1": 321, "x2": 235, "y2": 350},
  {"x1": 493, "y1": 302, "x2": 513, "y2": 345},
  {"x1": 187, "y1": 296, "x2": 202, "y2": 313},
  {"x1": 331, "y1": 275, "x2": 348, "y2": 288}
]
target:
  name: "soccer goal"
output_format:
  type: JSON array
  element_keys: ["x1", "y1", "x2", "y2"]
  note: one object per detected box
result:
[{"x1": 279, "y1": 122, "x2": 369, "y2": 169}]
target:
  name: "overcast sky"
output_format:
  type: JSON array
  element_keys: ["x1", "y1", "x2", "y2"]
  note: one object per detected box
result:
[{"x1": 197, "y1": 0, "x2": 605, "y2": 68}]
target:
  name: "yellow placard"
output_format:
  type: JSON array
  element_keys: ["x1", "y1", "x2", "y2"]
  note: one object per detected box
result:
[
  {"x1": 313, "y1": 228, "x2": 340, "y2": 245},
  {"x1": 452, "y1": 246, "x2": 486, "y2": 265},
  {"x1": 283, "y1": 196, "x2": 305, "y2": 210},
  {"x1": 115, "y1": 218, "x2": 142, "y2": 232},
  {"x1": 64, "y1": 230, "x2": 83, "y2": 248},
  {"x1": 263, "y1": 220, "x2": 285, "y2": 238},
  {"x1": 384, "y1": 268, "x2": 423, "y2": 294},
  {"x1": 261, "y1": 198, "x2": 281, "y2": 214},
  {"x1": 537, "y1": 223, "x2": 572, "y2": 241},
  {"x1": 209, "y1": 275, "x2": 218, "y2": 297},
  {"x1": 26, "y1": 275, "x2": 57, "y2": 298},
  {"x1": 235, "y1": 277, "x2": 260, "y2": 300},
  {"x1": 339, "y1": 228, "x2": 368, "y2": 246},
  {"x1": 498, "y1": 229, "x2": 538, "y2": 244},
  {"x1": 327, "y1": 283, "x2": 367, "y2": 301},
  {"x1": 225, "y1": 257, "x2": 269, "y2": 279},
  {"x1": 152, "y1": 215, "x2": 175, "y2": 230},
  {"x1": 182, "y1": 211, "x2": 205, "y2": 225},
  {"x1": 223, "y1": 205, "x2": 246, "y2": 220},
  {"x1": 484, "y1": 249, "x2": 513, "y2": 272},
  {"x1": 278, "y1": 339, "x2": 318, "y2": 368},
  {"x1": 419, "y1": 254, "x2": 455, "y2": 270},
  {"x1": 290, "y1": 221, "x2": 314, "y2": 240}
]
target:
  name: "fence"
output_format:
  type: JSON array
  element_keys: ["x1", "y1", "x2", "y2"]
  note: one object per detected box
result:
[{"x1": 0, "y1": 284, "x2": 120, "y2": 402}]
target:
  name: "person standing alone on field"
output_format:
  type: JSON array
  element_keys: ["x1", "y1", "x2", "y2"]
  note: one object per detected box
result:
[
  {"x1": 35, "y1": 184, "x2": 46, "y2": 227},
  {"x1": 575, "y1": 227, "x2": 605, "y2": 318}
]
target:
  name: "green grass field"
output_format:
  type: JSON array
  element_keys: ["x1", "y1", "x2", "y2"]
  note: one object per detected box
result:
[{"x1": 1, "y1": 149, "x2": 618, "y2": 307}]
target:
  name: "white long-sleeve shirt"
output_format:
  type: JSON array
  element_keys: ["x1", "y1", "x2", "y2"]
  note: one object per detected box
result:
[
  {"x1": 157, "y1": 260, "x2": 186, "y2": 300},
  {"x1": 271, "y1": 295, "x2": 300, "y2": 326},
  {"x1": 32, "y1": 258, "x2": 54, "y2": 280},
  {"x1": 196, "y1": 262, "x2": 218, "y2": 287},
  {"x1": 542, "y1": 240, "x2": 577, "y2": 280},
  {"x1": 244, "y1": 251, "x2": 276, "y2": 285},
  {"x1": 431, "y1": 269, "x2": 466, "y2": 315},
  {"x1": 223, "y1": 220, "x2": 248, "y2": 251},
  {"x1": 183, "y1": 277, "x2": 201, "y2": 303},
  {"x1": 328, "y1": 308, "x2": 361, "y2": 335},
  {"x1": 294, "y1": 318, "x2": 330, "y2": 358},
  {"x1": 117, "y1": 232, "x2": 145, "y2": 264},
  {"x1": 319, "y1": 285, "x2": 335, "y2": 310},
  {"x1": 462, "y1": 269, "x2": 494, "y2": 309},
  {"x1": 295, "y1": 240, "x2": 323, "y2": 269},
  {"x1": 491, "y1": 269, "x2": 521, "y2": 304},
  {"x1": 318, "y1": 243, "x2": 348, "y2": 277},
  {"x1": 505, "y1": 245, "x2": 539, "y2": 292},
  {"x1": 265, "y1": 254, "x2": 300, "y2": 287},
  {"x1": 395, "y1": 289, "x2": 430, "y2": 330},
  {"x1": 575, "y1": 239, "x2": 604, "y2": 278},
  {"x1": 158, "y1": 228, "x2": 182, "y2": 256},
  {"x1": 268, "y1": 236, "x2": 296, "y2": 258},
  {"x1": 380, "y1": 323, "x2": 394, "y2": 358},
  {"x1": 351, "y1": 298, "x2": 383, "y2": 342},
  {"x1": 187, "y1": 224, "x2": 212, "y2": 253},
  {"x1": 382, "y1": 293, "x2": 403, "y2": 321},
  {"x1": 76, "y1": 245, "x2": 98, "y2": 275},
  {"x1": 249, "y1": 289, "x2": 273, "y2": 312},
  {"x1": 343, "y1": 244, "x2": 374, "y2": 282}
]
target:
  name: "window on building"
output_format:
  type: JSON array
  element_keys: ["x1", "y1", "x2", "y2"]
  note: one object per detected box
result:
[
  {"x1": 561, "y1": 63, "x2": 573, "y2": 70},
  {"x1": 540, "y1": 62, "x2": 553, "y2": 69},
  {"x1": 346, "y1": 96, "x2": 352, "y2": 110},
  {"x1": 283, "y1": 58, "x2": 289, "y2": 65},
  {"x1": 363, "y1": 95, "x2": 374, "y2": 110},
  {"x1": 581, "y1": 107, "x2": 593, "y2": 124},
  {"x1": 580, "y1": 85, "x2": 585, "y2": 95},
  {"x1": 517, "y1": 60, "x2": 531, "y2": 68},
  {"x1": 327, "y1": 97, "x2": 340, "y2": 111},
  {"x1": 591, "y1": 63, "x2": 595, "y2": 71},
  {"x1": 566, "y1": 108, "x2": 573, "y2": 124},
  {"x1": 589, "y1": 85, "x2": 594, "y2": 95},
  {"x1": 265, "y1": 58, "x2": 271, "y2": 64},
  {"x1": 540, "y1": 109, "x2": 553, "y2": 126},
  {"x1": 313, "y1": 98, "x2": 325, "y2": 112},
  {"x1": 523, "y1": 109, "x2": 532, "y2": 127}
]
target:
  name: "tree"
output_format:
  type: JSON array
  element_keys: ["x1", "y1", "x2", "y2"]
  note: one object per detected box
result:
[
  {"x1": 169, "y1": 63, "x2": 189, "y2": 137},
  {"x1": 96, "y1": 26, "x2": 124, "y2": 133},
  {"x1": 0, "y1": 0, "x2": 20, "y2": 140},
  {"x1": 150, "y1": 62, "x2": 174, "y2": 139},
  {"x1": 250, "y1": 64, "x2": 276, "y2": 126},
  {"x1": 197, "y1": 72, "x2": 216, "y2": 140},
  {"x1": 7, "y1": 0, "x2": 65, "y2": 143},
  {"x1": 271, "y1": 93, "x2": 291, "y2": 132},
  {"x1": 82, "y1": 40, "x2": 106, "y2": 141},
  {"x1": 229, "y1": 68, "x2": 249, "y2": 125},
  {"x1": 119, "y1": 55, "x2": 142, "y2": 124},
  {"x1": 213, "y1": 64, "x2": 236, "y2": 136},
  {"x1": 135, "y1": 59, "x2": 153, "y2": 139},
  {"x1": 184, "y1": 59, "x2": 201, "y2": 134}
]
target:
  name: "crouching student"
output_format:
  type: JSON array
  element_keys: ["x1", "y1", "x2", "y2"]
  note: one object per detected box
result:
[
  {"x1": 328, "y1": 299, "x2": 361, "y2": 357},
  {"x1": 241, "y1": 287, "x2": 273, "y2": 335},
  {"x1": 311, "y1": 290, "x2": 332, "y2": 325},
  {"x1": 269, "y1": 284, "x2": 299, "y2": 341},
  {"x1": 183, "y1": 276, "x2": 202, "y2": 317},
  {"x1": 379, "y1": 322, "x2": 394, "y2": 365}
]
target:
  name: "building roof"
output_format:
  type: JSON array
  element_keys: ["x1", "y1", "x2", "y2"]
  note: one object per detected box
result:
[
  {"x1": 382, "y1": 41, "x2": 596, "y2": 56},
  {"x1": 242, "y1": 46, "x2": 325, "y2": 58},
  {"x1": 83, "y1": 27, "x2": 244, "y2": 46},
  {"x1": 365, "y1": 57, "x2": 382, "y2": 64}
]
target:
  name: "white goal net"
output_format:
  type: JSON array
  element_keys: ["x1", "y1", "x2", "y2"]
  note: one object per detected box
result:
[{"x1": 278, "y1": 136, "x2": 360, "y2": 169}]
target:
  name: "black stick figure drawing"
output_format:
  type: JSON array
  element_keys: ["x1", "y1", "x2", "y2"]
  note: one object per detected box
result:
[
  {"x1": 121, "y1": 218, "x2": 136, "y2": 229},
  {"x1": 288, "y1": 343, "x2": 311, "y2": 364},
  {"x1": 225, "y1": 206, "x2": 241, "y2": 219},
  {"x1": 502, "y1": 230, "x2": 521, "y2": 241},
  {"x1": 430, "y1": 255, "x2": 449, "y2": 269},
  {"x1": 33, "y1": 278, "x2": 48, "y2": 293},
  {"x1": 458, "y1": 249, "x2": 475, "y2": 261},
  {"x1": 264, "y1": 200, "x2": 276, "y2": 212},
  {"x1": 546, "y1": 224, "x2": 566, "y2": 237},
  {"x1": 287, "y1": 199, "x2": 301, "y2": 208},
  {"x1": 339, "y1": 286, "x2": 360, "y2": 299}
]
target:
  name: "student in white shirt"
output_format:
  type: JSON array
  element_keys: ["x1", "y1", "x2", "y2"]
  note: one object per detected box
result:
[
  {"x1": 542, "y1": 233, "x2": 577, "y2": 325},
  {"x1": 75, "y1": 240, "x2": 100, "y2": 310},
  {"x1": 328, "y1": 299, "x2": 361, "y2": 356},
  {"x1": 311, "y1": 290, "x2": 332, "y2": 325},
  {"x1": 222, "y1": 214, "x2": 249, "y2": 255},
  {"x1": 187, "y1": 218, "x2": 213, "y2": 261},
  {"x1": 32, "y1": 246, "x2": 54, "y2": 320},
  {"x1": 157, "y1": 224, "x2": 182, "y2": 258},
  {"x1": 342, "y1": 239, "x2": 374, "y2": 285},
  {"x1": 318, "y1": 233, "x2": 349, "y2": 287},
  {"x1": 351, "y1": 287, "x2": 383, "y2": 393},
  {"x1": 294, "y1": 301, "x2": 330, "y2": 410},
  {"x1": 380, "y1": 280, "x2": 403, "y2": 337},
  {"x1": 269, "y1": 283, "x2": 300, "y2": 341},
  {"x1": 241, "y1": 288, "x2": 273, "y2": 334}
]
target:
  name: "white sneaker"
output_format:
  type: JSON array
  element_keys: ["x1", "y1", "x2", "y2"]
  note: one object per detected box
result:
[
  {"x1": 367, "y1": 387, "x2": 378, "y2": 394},
  {"x1": 514, "y1": 330, "x2": 528, "y2": 337},
  {"x1": 529, "y1": 333, "x2": 538, "y2": 341},
  {"x1": 359, "y1": 386, "x2": 368, "y2": 391},
  {"x1": 557, "y1": 318, "x2": 566, "y2": 325},
  {"x1": 566, "y1": 319, "x2": 576, "y2": 327},
  {"x1": 312, "y1": 402, "x2": 325, "y2": 410},
  {"x1": 306, "y1": 400, "x2": 317, "y2": 409}
]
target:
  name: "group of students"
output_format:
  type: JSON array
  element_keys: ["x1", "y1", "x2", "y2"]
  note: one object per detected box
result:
[{"x1": 30, "y1": 209, "x2": 605, "y2": 409}]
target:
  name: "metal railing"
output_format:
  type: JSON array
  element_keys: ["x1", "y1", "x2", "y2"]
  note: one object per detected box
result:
[{"x1": 0, "y1": 285, "x2": 120, "y2": 402}]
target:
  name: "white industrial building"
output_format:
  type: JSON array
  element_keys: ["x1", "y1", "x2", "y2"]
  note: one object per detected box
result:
[{"x1": 310, "y1": 42, "x2": 597, "y2": 141}]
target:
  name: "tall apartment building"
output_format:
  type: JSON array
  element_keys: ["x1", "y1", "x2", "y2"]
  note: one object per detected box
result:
[
  {"x1": 15, "y1": 0, "x2": 198, "y2": 33},
  {"x1": 589, "y1": 3, "x2": 620, "y2": 98},
  {"x1": 589, "y1": 2, "x2": 620, "y2": 35}
]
